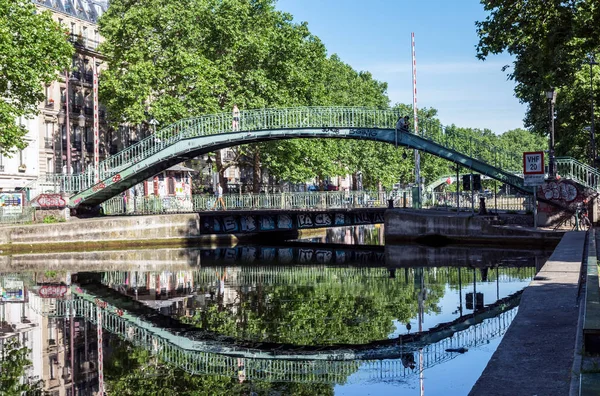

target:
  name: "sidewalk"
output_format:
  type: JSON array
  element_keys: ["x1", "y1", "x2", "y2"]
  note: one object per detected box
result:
[{"x1": 469, "y1": 231, "x2": 585, "y2": 396}]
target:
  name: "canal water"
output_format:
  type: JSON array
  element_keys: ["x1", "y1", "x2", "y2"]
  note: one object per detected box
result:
[{"x1": 0, "y1": 226, "x2": 551, "y2": 395}]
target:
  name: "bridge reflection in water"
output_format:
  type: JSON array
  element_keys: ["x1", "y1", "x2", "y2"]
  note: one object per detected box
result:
[
  {"x1": 4, "y1": 242, "x2": 543, "y2": 392},
  {"x1": 37, "y1": 286, "x2": 518, "y2": 385}
]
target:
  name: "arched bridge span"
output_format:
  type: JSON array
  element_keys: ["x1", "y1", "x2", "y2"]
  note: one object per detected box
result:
[{"x1": 46, "y1": 107, "x2": 539, "y2": 208}]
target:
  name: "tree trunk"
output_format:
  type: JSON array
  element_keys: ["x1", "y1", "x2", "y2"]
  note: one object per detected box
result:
[{"x1": 253, "y1": 150, "x2": 261, "y2": 193}]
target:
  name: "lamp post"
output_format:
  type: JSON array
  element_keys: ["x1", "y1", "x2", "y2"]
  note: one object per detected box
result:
[
  {"x1": 206, "y1": 156, "x2": 213, "y2": 191},
  {"x1": 58, "y1": 109, "x2": 65, "y2": 174},
  {"x1": 64, "y1": 71, "x2": 72, "y2": 175},
  {"x1": 78, "y1": 111, "x2": 86, "y2": 174},
  {"x1": 589, "y1": 54, "x2": 597, "y2": 165},
  {"x1": 546, "y1": 89, "x2": 557, "y2": 179}
]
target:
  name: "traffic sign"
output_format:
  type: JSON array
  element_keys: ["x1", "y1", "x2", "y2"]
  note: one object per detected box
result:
[{"x1": 523, "y1": 151, "x2": 545, "y2": 186}]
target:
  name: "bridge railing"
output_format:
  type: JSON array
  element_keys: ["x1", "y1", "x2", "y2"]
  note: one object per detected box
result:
[
  {"x1": 426, "y1": 192, "x2": 534, "y2": 213},
  {"x1": 100, "y1": 191, "x2": 395, "y2": 215},
  {"x1": 36, "y1": 107, "x2": 544, "y2": 197},
  {"x1": 555, "y1": 157, "x2": 600, "y2": 190}
]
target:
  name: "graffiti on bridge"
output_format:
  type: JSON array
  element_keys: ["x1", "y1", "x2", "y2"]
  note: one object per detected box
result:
[
  {"x1": 202, "y1": 210, "x2": 385, "y2": 234},
  {"x1": 203, "y1": 246, "x2": 385, "y2": 265}
]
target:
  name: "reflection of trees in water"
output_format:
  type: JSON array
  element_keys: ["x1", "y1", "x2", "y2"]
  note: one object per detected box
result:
[
  {"x1": 184, "y1": 271, "x2": 438, "y2": 345},
  {"x1": 104, "y1": 337, "x2": 336, "y2": 395},
  {"x1": 101, "y1": 265, "x2": 535, "y2": 346}
]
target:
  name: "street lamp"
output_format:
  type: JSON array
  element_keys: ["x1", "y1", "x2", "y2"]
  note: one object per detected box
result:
[
  {"x1": 589, "y1": 53, "x2": 597, "y2": 165},
  {"x1": 546, "y1": 89, "x2": 557, "y2": 179},
  {"x1": 58, "y1": 110, "x2": 65, "y2": 173},
  {"x1": 206, "y1": 156, "x2": 213, "y2": 191}
]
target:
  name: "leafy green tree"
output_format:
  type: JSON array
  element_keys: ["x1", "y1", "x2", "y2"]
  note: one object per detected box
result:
[
  {"x1": 476, "y1": 0, "x2": 600, "y2": 162},
  {"x1": 0, "y1": 337, "x2": 42, "y2": 395},
  {"x1": 0, "y1": 0, "x2": 73, "y2": 156}
]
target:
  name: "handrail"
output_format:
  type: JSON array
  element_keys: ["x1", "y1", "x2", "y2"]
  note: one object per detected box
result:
[{"x1": 37, "y1": 107, "x2": 544, "y2": 195}]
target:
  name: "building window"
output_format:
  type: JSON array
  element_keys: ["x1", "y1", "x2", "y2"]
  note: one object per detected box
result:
[{"x1": 47, "y1": 158, "x2": 53, "y2": 173}]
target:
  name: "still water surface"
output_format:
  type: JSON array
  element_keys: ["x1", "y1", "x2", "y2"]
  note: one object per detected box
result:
[{"x1": 0, "y1": 226, "x2": 549, "y2": 395}]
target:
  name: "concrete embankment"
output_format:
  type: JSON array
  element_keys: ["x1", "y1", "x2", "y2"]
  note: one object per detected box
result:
[
  {"x1": 385, "y1": 209, "x2": 563, "y2": 246},
  {"x1": 469, "y1": 231, "x2": 585, "y2": 396},
  {"x1": 0, "y1": 214, "x2": 238, "y2": 253}
]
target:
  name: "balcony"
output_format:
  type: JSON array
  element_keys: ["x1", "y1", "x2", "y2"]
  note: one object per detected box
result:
[
  {"x1": 84, "y1": 106, "x2": 93, "y2": 116},
  {"x1": 45, "y1": 99, "x2": 55, "y2": 109},
  {"x1": 84, "y1": 73, "x2": 93, "y2": 84},
  {"x1": 68, "y1": 34, "x2": 101, "y2": 52},
  {"x1": 70, "y1": 71, "x2": 81, "y2": 81},
  {"x1": 44, "y1": 137, "x2": 53, "y2": 149},
  {"x1": 0, "y1": 165, "x2": 4, "y2": 172}
]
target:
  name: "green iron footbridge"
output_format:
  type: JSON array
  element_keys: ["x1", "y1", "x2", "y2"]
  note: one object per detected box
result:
[
  {"x1": 31, "y1": 285, "x2": 518, "y2": 384},
  {"x1": 26, "y1": 107, "x2": 600, "y2": 208}
]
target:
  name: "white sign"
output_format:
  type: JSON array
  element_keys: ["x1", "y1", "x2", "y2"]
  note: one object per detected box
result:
[{"x1": 523, "y1": 151, "x2": 545, "y2": 186}]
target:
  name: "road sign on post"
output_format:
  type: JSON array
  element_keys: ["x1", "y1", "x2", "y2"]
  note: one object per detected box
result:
[
  {"x1": 523, "y1": 151, "x2": 545, "y2": 186},
  {"x1": 523, "y1": 151, "x2": 544, "y2": 230}
]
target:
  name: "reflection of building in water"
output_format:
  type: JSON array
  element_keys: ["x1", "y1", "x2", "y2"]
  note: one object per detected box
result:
[
  {"x1": 103, "y1": 271, "x2": 196, "y2": 316},
  {"x1": 1, "y1": 274, "x2": 100, "y2": 395}
]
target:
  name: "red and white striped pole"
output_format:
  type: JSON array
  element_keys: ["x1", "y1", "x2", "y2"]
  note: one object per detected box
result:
[
  {"x1": 93, "y1": 57, "x2": 100, "y2": 183},
  {"x1": 412, "y1": 32, "x2": 421, "y2": 208}
]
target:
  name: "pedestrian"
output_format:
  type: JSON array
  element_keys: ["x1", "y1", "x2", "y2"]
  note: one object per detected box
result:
[
  {"x1": 212, "y1": 182, "x2": 226, "y2": 210},
  {"x1": 232, "y1": 104, "x2": 240, "y2": 131},
  {"x1": 396, "y1": 115, "x2": 410, "y2": 131}
]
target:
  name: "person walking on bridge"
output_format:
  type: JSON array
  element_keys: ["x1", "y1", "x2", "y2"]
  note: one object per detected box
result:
[
  {"x1": 212, "y1": 182, "x2": 226, "y2": 210},
  {"x1": 232, "y1": 104, "x2": 240, "y2": 131},
  {"x1": 396, "y1": 115, "x2": 410, "y2": 132}
]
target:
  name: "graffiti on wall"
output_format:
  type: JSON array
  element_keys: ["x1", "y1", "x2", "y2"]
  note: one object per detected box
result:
[
  {"x1": 32, "y1": 194, "x2": 66, "y2": 208},
  {"x1": 206, "y1": 245, "x2": 385, "y2": 265},
  {"x1": 537, "y1": 179, "x2": 587, "y2": 213},
  {"x1": 201, "y1": 210, "x2": 385, "y2": 234}
]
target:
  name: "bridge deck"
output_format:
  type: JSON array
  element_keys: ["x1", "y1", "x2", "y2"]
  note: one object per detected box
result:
[{"x1": 469, "y1": 231, "x2": 584, "y2": 396}]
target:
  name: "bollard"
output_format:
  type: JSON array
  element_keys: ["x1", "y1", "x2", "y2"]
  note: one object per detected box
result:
[
  {"x1": 478, "y1": 197, "x2": 487, "y2": 215},
  {"x1": 388, "y1": 199, "x2": 394, "y2": 209}
]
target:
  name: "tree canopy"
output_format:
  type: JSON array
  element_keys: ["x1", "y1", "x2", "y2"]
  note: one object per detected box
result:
[
  {"x1": 476, "y1": 0, "x2": 600, "y2": 163},
  {"x1": 0, "y1": 0, "x2": 73, "y2": 156}
]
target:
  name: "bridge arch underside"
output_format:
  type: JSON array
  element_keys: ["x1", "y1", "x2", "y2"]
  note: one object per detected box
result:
[{"x1": 72, "y1": 128, "x2": 527, "y2": 208}]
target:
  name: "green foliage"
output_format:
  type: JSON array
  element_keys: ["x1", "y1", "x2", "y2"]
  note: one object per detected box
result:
[
  {"x1": 0, "y1": 0, "x2": 73, "y2": 156},
  {"x1": 42, "y1": 215, "x2": 62, "y2": 224},
  {"x1": 0, "y1": 338, "x2": 42, "y2": 395},
  {"x1": 476, "y1": 0, "x2": 600, "y2": 162},
  {"x1": 104, "y1": 337, "x2": 332, "y2": 395},
  {"x1": 183, "y1": 273, "x2": 444, "y2": 345}
]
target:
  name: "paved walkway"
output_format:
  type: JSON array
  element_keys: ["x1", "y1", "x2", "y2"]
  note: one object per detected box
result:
[{"x1": 469, "y1": 231, "x2": 585, "y2": 396}]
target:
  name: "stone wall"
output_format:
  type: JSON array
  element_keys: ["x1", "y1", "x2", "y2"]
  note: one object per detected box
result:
[
  {"x1": 0, "y1": 214, "x2": 203, "y2": 247},
  {"x1": 385, "y1": 209, "x2": 561, "y2": 244}
]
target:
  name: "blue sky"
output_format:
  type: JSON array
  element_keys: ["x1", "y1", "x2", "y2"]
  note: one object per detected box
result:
[{"x1": 276, "y1": 0, "x2": 526, "y2": 135}]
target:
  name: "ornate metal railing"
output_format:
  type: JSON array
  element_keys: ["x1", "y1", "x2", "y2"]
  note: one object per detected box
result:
[
  {"x1": 555, "y1": 157, "x2": 600, "y2": 190},
  {"x1": 34, "y1": 107, "x2": 546, "y2": 195},
  {"x1": 100, "y1": 190, "x2": 397, "y2": 215}
]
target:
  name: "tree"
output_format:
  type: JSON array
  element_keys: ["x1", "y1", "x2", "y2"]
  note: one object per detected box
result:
[
  {"x1": 0, "y1": 0, "x2": 73, "y2": 156},
  {"x1": 0, "y1": 338, "x2": 42, "y2": 395},
  {"x1": 476, "y1": 0, "x2": 600, "y2": 162}
]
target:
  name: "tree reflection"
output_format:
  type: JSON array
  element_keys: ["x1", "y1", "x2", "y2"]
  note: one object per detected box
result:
[{"x1": 104, "y1": 337, "x2": 334, "y2": 395}]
